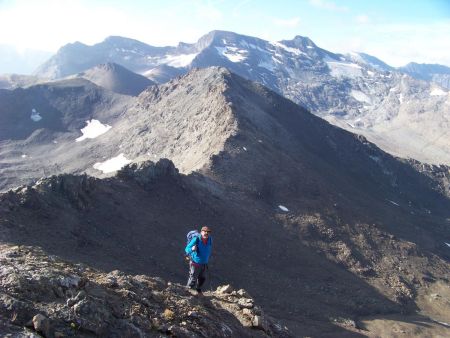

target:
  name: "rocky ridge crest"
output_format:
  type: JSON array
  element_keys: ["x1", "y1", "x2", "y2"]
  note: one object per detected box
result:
[{"x1": 0, "y1": 244, "x2": 290, "y2": 337}]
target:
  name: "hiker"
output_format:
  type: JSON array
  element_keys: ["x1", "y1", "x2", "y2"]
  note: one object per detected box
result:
[{"x1": 185, "y1": 226, "x2": 212, "y2": 294}]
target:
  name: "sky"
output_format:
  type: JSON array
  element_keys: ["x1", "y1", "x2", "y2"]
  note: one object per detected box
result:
[{"x1": 0, "y1": 0, "x2": 449, "y2": 67}]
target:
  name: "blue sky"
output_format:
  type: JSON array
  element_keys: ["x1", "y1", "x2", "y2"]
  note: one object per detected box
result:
[{"x1": 0, "y1": 0, "x2": 449, "y2": 66}]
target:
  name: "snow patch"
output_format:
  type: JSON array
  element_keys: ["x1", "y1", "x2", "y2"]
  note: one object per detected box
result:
[
  {"x1": 306, "y1": 46, "x2": 314, "y2": 49},
  {"x1": 445, "y1": 242, "x2": 450, "y2": 248},
  {"x1": 258, "y1": 59, "x2": 276, "y2": 72},
  {"x1": 240, "y1": 40, "x2": 267, "y2": 53},
  {"x1": 278, "y1": 205, "x2": 289, "y2": 212},
  {"x1": 30, "y1": 108, "x2": 42, "y2": 122},
  {"x1": 398, "y1": 94, "x2": 404, "y2": 103},
  {"x1": 272, "y1": 56, "x2": 283, "y2": 64},
  {"x1": 93, "y1": 153, "x2": 131, "y2": 174},
  {"x1": 430, "y1": 87, "x2": 447, "y2": 96},
  {"x1": 243, "y1": 147, "x2": 247, "y2": 151},
  {"x1": 270, "y1": 41, "x2": 305, "y2": 56},
  {"x1": 21, "y1": 154, "x2": 27, "y2": 158},
  {"x1": 76, "y1": 119, "x2": 112, "y2": 142},
  {"x1": 387, "y1": 199, "x2": 400, "y2": 206},
  {"x1": 350, "y1": 90, "x2": 372, "y2": 104},
  {"x1": 326, "y1": 59, "x2": 363, "y2": 78},
  {"x1": 162, "y1": 53, "x2": 198, "y2": 67},
  {"x1": 215, "y1": 47, "x2": 247, "y2": 62}
]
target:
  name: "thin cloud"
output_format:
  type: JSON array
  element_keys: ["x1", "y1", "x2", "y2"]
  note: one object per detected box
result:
[
  {"x1": 335, "y1": 20, "x2": 450, "y2": 66},
  {"x1": 232, "y1": 0, "x2": 254, "y2": 17},
  {"x1": 355, "y1": 14, "x2": 370, "y2": 24},
  {"x1": 308, "y1": 0, "x2": 348, "y2": 12},
  {"x1": 194, "y1": 0, "x2": 223, "y2": 22},
  {"x1": 273, "y1": 17, "x2": 301, "y2": 28}
]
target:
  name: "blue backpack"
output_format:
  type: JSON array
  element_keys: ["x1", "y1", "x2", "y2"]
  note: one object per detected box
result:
[{"x1": 185, "y1": 230, "x2": 200, "y2": 261}]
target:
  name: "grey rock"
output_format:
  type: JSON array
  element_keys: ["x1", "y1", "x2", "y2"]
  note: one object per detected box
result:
[
  {"x1": 32, "y1": 313, "x2": 52, "y2": 337},
  {"x1": 216, "y1": 284, "x2": 234, "y2": 294},
  {"x1": 237, "y1": 298, "x2": 254, "y2": 309}
]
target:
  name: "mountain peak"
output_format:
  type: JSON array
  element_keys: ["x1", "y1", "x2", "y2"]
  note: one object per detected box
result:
[
  {"x1": 103, "y1": 35, "x2": 142, "y2": 44},
  {"x1": 56, "y1": 41, "x2": 88, "y2": 54},
  {"x1": 284, "y1": 35, "x2": 317, "y2": 48},
  {"x1": 77, "y1": 62, "x2": 154, "y2": 95},
  {"x1": 196, "y1": 30, "x2": 266, "y2": 49}
]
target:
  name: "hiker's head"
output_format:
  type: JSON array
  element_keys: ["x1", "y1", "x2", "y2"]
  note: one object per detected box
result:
[{"x1": 201, "y1": 226, "x2": 211, "y2": 237}]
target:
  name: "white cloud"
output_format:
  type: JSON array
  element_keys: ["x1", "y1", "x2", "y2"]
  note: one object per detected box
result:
[
  {"x1": 273, "y1": 17, "x2": 301, "y2": 28},
  {"x1": 308, "y1": 0, "x2": 348, "y2": 12},
  {"x1": 325, "y1": 20, "x2": 450, "y2": 67},
  {"x1": 0, "y1": 0, "x2": 206, "y2": 52},
  {"x1": 370, "y1": 21, "x2": 450, "y2": 66},
  {"x1": 194, "y1": 0, "x2": 223, "y2": 21},
  {"x1": 0, "y1": 0, "x2": 129, "y2": 51},
  {"x1": 355, "y1": 14, "x2": 370, "y2": 24},
  {"x1": 231, "y1": 0, "x2": 254, "y2": 17}
]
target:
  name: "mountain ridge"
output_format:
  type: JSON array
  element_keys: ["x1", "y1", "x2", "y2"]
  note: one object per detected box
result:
[
  {"x1": 31, "y1": 30, "x2": 450, "y2": 165},
  {"x1": 1, "y1": 66, "x2": 450, "y2": 336}
]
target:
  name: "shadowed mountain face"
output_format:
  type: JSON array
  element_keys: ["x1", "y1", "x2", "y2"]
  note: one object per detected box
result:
[
  {"x1": 73, "y1": 62, "x2": 155, "y2": 96},
  {"x1": 0, "y1": 78, "x2": 133, "y2": 189},
  {"x1": 1, "y1": 67, "x2": 449, "y2": 336}
]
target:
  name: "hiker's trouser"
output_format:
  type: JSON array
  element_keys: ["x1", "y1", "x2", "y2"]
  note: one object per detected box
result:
[{"x1": 187, "y1": 262, "x2": 207, "y2": 290}]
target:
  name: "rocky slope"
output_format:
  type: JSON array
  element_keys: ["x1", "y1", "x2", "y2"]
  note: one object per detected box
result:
[
  {"x1": 0, "y1": 74, "x2": 44, "y2": 89},
  {"x1": 1, "y1": 67, "x2": 450, "y2": 336},
  {"x1": 0, "y1": 243, "x2": 290, "y2": 337},
  {"x1": 0, "y1": 77, "x2": 133, "y2": 190}
]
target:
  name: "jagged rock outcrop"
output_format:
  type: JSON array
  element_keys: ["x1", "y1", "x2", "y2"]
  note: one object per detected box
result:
[
  {"x1": 0, "y1": 244, "x2": 290, "y2": 337},
  {"x1": 407, "y1": 159, "x2": 450, "y2": 198},
  {"x1": 117, "y1": 159, "x2": 179, "y2": 187}
]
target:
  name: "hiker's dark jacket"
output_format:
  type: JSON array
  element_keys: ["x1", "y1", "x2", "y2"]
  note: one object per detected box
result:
[{"x1": 185, "y1": 236, "x2": 212, "y2": 264}]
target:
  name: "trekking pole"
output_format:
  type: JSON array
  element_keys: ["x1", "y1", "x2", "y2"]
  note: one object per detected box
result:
[{"x1": 207, "y1": 264, "x2": 213, "y2": 292}]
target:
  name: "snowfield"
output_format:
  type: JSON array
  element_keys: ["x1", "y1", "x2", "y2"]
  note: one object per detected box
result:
[{"x1": 76, "y1": 120, "x2": 112, "y2": 142}]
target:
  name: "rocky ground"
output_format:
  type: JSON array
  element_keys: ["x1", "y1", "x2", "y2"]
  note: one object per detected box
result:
[
  {"x1": 0, "y1": 158, "x2": 449, "y2": 337},
  {"x1": 0, "y1": 243, "x2": 291, "y2": 337}
]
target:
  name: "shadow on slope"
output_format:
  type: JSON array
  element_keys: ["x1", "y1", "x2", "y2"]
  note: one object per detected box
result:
[{"x1": 0, "y1": 159, "x2": 403, "y2": 337}]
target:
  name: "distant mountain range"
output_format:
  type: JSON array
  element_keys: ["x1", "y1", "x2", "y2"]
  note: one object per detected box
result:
[
  {"x1": 26, "y1": 31, "x2": 450, "y2": 166},
  {"x1": 0, "y1": 44, "x2": 51, "y2": 74}
]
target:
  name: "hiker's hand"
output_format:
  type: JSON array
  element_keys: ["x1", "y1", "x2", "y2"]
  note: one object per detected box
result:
[{"x1": 192, "y1": 245, "x2": 197, "y2": 252}]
